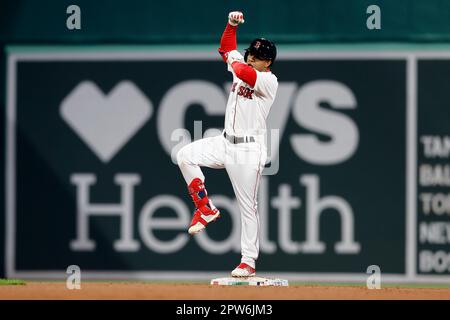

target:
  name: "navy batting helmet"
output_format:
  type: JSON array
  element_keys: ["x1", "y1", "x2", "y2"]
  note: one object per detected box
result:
[{"x1": 244, "y1": 38, "x2": 277, "y2": 66}]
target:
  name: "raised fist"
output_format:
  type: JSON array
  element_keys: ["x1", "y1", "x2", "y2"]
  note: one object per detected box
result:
[{"x1": 228, "y1": 11, "x2": 245, "y2": 26}]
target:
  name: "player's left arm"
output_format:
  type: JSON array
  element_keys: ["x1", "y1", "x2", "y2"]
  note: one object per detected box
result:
[
  {"x1": 229, "y1": 61, "x2": 257, "y2": 87},
  {"x1": 230, "y1": 62, "x2": 278, "y2": 98}
]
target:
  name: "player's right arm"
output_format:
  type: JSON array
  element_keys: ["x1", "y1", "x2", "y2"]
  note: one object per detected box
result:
[
  {"x1": 218, "y1": 11, "x2": 244, "y2": 62},
  {"x1": 217, "y1": 11, "x2": 257, "y2": 86}
]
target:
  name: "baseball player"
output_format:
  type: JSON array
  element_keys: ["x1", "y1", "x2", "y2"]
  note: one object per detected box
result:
[{"x1": 177, "y1": 11, "x2": 278, "y2": 277}]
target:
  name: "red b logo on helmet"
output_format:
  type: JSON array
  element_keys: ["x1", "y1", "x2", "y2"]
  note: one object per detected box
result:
[{"x1": 254, "y1": 41, "x2": 261, "y2": 49}]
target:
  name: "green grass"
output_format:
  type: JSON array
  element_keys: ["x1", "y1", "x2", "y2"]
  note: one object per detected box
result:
[{"x1": 0, "y1": 279, "x2": 26, "y2": 286}]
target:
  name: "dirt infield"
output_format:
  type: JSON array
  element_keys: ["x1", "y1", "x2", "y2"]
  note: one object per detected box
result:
[{"x1": 1, "y1": 282, "x2": 450, "y2": 300}]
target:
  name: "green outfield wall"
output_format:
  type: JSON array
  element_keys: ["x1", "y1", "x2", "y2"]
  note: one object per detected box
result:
[{"x1": 2, "y1": 0, "x2": 450, "y2": 43}]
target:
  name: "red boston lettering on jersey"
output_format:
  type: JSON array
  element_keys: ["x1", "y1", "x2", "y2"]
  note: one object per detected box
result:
[
  {"x1": 237, "y1": 85, "x2": 254, "y2": 99},
  {"x1": 247, "y1": 87, "x2": 255, "y2": 99},
  {"x1": 231, "y1": 82, "x2": 238, "y2": 92}
]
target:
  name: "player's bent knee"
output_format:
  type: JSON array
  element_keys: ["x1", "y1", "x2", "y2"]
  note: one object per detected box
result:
[{"x1": 176, "y1": 144, "x2": 194, "y2": 166}]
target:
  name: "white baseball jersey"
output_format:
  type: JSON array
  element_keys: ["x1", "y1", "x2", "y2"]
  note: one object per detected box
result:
[{"x1": 224, "y1": 51, "x2": 278, "y2": 138}]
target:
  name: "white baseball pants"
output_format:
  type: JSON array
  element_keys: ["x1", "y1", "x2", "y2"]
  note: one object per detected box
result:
[{"x1": 177, "y1": 134, "x2": 267, "y2": 269}]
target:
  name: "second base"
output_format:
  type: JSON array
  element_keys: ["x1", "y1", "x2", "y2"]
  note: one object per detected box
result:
[{"x1": 210, "y1": 276, "x2": 288, "y2": 286}]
